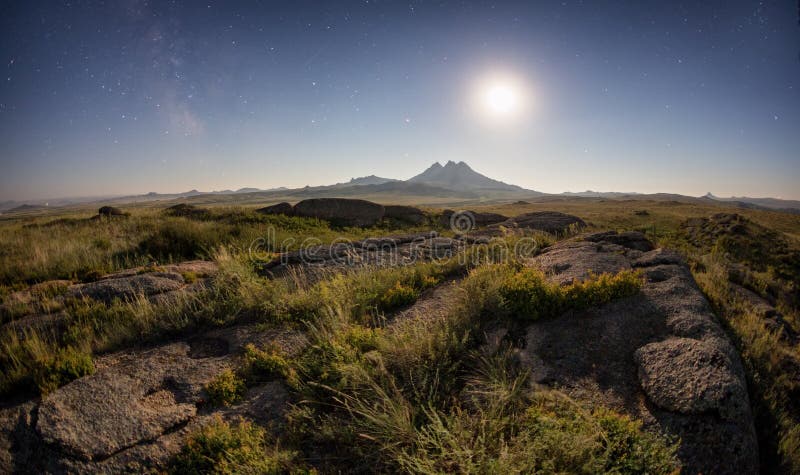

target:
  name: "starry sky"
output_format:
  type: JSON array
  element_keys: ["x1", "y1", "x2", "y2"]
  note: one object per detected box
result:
[{"x1": 1, "y1": 0, "x2": 799, "y2": 201}]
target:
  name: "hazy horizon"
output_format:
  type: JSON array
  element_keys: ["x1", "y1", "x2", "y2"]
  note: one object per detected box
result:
[{"x1": 2, "y1": 1, "x2": 799, "y2": 201}]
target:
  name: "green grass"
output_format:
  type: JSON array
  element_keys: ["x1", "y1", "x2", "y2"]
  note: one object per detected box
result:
[
  {"x1": 3, "y1": 199, "x2": 798, "y2": 472},
  {"x1": 0, "y1": 206, "x2": 436, "y2": 286},
  {"x1": 284, "y1": 265, "x2": 674, "y2": 473},
  {"x1": 499, "y1": 266, "x2": 643, "y2": 320}
]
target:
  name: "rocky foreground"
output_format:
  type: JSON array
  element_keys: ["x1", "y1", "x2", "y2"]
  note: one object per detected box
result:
[{"x1": 0, "y1": 230, "x2": 759, "y2": 473}]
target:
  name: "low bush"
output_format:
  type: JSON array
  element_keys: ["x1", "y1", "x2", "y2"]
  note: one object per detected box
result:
[
  {"x1": 378, "y1": 281, "x2": 419, "y2": 311},
  {"x1": 205, "y1": 368, "x2": 246, "y2": 407},
  {"x1": 500, "y1": 267, "x2": 642, "y2": 320},
  {"x1": 32, "y1": 345, "x2": 94, "y2": 395},
  {"x1": 169, "y1": 416, "x2": 299, "y2": 474},
  {"x1": 241, "y1": 343, "x2": 297, "y2": 387}
]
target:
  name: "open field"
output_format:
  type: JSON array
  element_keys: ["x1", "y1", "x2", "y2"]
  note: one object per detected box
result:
[{"x1": 0, "y1": 196, "x2": 798, "y2": 473}]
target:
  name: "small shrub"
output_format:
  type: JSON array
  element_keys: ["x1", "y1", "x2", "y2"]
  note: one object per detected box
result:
[
  {"x1": 379, "y1": 281, "x2": 419, "y2": 311},
  {"x1": 500, "y1": 268, "x2": 642, "y2": 321},
  {"x1": 181, "y1": 271, "x2": 198, "y2": 283},
  {"x1": 499, "y1": 268, "x2": 561, "y2": 320},
  {"x1": 241, "y1": 343, "x2": 296, "y2": 386},
  {"x1": 32, "y1": 346, "x2": 94, "y2": 395},
  {"x1": 206, "y1": 368, "x2": 246, "y2": 406},
  {"x1": 169, "y1": 415, "x2": 297, "y2": 474}
]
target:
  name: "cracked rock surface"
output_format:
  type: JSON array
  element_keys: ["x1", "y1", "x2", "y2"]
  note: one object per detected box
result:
[{"x1": 0, "y1": 326, "x2": 304, "y2": 474}]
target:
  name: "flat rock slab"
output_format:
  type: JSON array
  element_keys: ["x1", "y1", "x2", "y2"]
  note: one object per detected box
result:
[
  {"x1": 519, "y1": 231, "x2": 758, "y2": 474},
  {"x1": 36, "y1": 342, "x2": 224, "y2": 461},
  {"x1": 66, "y1": 273, "x2": 186, "y2": 303}
]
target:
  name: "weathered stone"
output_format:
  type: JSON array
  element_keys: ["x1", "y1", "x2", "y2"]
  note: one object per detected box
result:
[
  {"x1": 98, "y1": 206, "x2": 127, "y2": 217},
  {"x1": 66, "y1": 273, "x2": 185, "y2": 303},
  {"x1": 36, "y1": 343, "x2": 222, "y2": 461},
  {"x1": 293, "y1": 198, "x2": 385, "y2": 227},
  {"x1": 383, "y1": 205, "x2": 426, "y2": 224},
  {"x1": 634, "y1": 338, "x2": 749, "y2": 420},
  {"x1": 517, "y1": 232, "x2": 758, "y2": 474},
  {"x1": 584, "y1": 230, "x2": 654, "y2": 251},
  {"x1": 500, "y1": 211, "x2": 586, "y2": 234},
  {"x1": 256, "y1": 202, "x2": 294, "y2": 216}
]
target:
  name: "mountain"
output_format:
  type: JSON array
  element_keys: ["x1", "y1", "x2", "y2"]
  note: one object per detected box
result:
[{"x1": 408, "y1": 160, "x2": 526, "y2": 192}]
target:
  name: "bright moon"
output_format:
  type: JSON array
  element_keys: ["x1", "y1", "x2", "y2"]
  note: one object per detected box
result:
[
  {"x1": 473, "y1": 73, "x2": 530, "y2": 123},
  {"x1": 485, "y1": 82, "x2": 519, "y2": 115}
]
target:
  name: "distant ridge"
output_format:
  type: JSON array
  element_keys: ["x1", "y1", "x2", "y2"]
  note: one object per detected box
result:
[
  {"x1": 340, "y1": 175, "x2": 399, "y2": 187},
  {"x1": 408, "y1": 160, "x2": 525, "y2": 192},
  {"x1": 703, "y1": 192, "x2": 800, "y2": 213},
  {"x1": 4, "y1": 163, "x2": 800, "y2": 214}
]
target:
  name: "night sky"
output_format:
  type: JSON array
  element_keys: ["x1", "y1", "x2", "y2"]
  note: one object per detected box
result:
[{"x1": 1, "y1": 0, "x2": 799, "y2": 201}]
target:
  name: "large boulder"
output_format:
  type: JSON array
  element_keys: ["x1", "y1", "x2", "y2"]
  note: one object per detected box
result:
[
  {"x1": 503, "y1": 211, "x2": 586, "y2": 234},
  {"x1": 473, "y1": 212, "x2": 507, "y2": 226},
  {"x1": 97, "y1": 206, "x2": 128, "y2": 217},
  {"x1": 383, "y1": 205, "x2": 426, "y2": 225},
  {"x1": 293, "y1": 198, "x2": 385, "y2": 227},
  {"x1": 438, "y1": 210, "x2": 507, "y2": 230},
  {"x1": 256, "y1": 202, "x2": 294, "y2": 216},
  {"x1": 516, "y1": 232, "x2": 758, "y2": 474}
]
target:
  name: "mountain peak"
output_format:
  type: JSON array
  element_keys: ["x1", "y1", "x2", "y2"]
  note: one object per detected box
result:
[{"x1": 408, "y1": 161, "x2": 523, "y2": 192}]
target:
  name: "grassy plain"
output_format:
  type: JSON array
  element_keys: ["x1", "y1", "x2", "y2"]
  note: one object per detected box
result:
[{"x1": 1, "y1": 195, "x2": 798, "y2": 472}]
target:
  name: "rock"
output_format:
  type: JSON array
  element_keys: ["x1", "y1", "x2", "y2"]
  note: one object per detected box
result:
[
  {"x1": 517, "y1": 232, "x2": 758, "y2": 474},
  {"x1": 473, "y1": 212, "x2": 507, "y2": 226},
  {"x1": 528, "y1": 238, "x2": 633, "y2": 285},
  {"x1": 256, "y1": 202, "x2": 294, "y2": 216},
  {"x1": 98, "y1": 206, "x2": 128, "y2": 217},
  {"x1": 293, "y1": 198, "x2": 385, "y2": 227},
  {"x1": 633, "y1": 248, "x2": 684, "y2": 267},
  {"x1": 634, "y1": 338, "x2": 749, "y2": 421},
  {"x1": 438, "y1": 209, "x2": 506, "y2": 230},
  {"x1": 383, "y1": 205, "x2": 426, "y2": 224},
  {"x1": 438, "y1": 209, "x2": 455, "y2": 228},
  {"x1": 0, "y1": 326, "x2": 305, "y2": 472},
  {"x1": 584, "y1": 230, "x2": 654, "y2": 251},
  {"x1": 260, "y1": 231, "x2": 447, "y2": 275},
  {"x1": 36, "y1": 342, "x2": 223, "y2": 461},
  {"x1": 500, "y1": 211, "x2": 586, "y2": 234},
  {"x1": 66, "y1": 273, "x2": 185, "y2": 303}
]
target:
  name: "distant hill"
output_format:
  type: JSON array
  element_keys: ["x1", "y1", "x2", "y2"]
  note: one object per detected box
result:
[
  {"x1": 408, "y1": 161, "x2": 527, "y2": 192},
  {"x1": 341, "y1": 175, "x2": 399, "y2": 187},
  {"x1": 703, "y1": 193, "x2": 800, "y2": 213},
  {"x1": 561, "y1": 190, "x2": 642, "y2": 198},
  {"x1": 5, "y1": 163, "x2": 800, "y2": 214}
]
